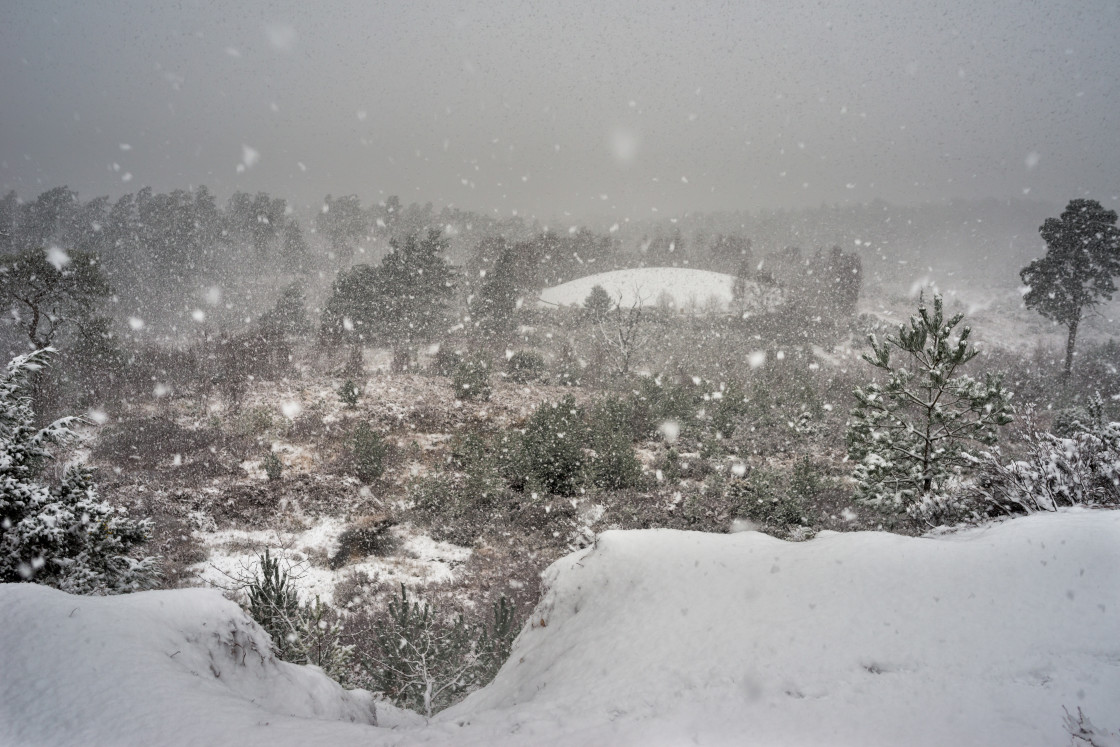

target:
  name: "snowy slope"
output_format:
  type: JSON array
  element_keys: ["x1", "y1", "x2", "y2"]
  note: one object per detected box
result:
[
  {"x1": 0, "y1": 585, "x2": 399, "y2": 746},
  {"x1": 447, "y1": 509, "x2": 1120, "y2": 745},
  {"x1": 538, "y1": 267, "x2": 775, "y2": 311},
  {"x1": 3, "y1": 510, "x2": 1119, "y2": 745}
]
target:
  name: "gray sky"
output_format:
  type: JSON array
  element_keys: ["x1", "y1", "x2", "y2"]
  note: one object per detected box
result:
[{"x1": 2, "y1": 0, "x2": 1118, "y2": 221}]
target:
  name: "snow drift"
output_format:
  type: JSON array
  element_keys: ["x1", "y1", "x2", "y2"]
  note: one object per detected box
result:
[
  {"x1": 2, "y1": 510, "x2": 1119, "y2": 745},
  {"x1": 0, "y1": 586, "x2": 386, "y2": 746},
  {"x1": 445, "y1": 510, "x2": 1120, "y2": 745}
]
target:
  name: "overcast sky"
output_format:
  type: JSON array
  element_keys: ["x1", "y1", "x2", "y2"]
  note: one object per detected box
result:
[{"x1": 2, "y1": 0, "x2": 1118, "y2": 221}]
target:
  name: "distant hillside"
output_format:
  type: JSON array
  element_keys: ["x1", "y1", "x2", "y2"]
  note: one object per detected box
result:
[{"x1": 538, "y1": 267, "x2": 777, "y2": 313}]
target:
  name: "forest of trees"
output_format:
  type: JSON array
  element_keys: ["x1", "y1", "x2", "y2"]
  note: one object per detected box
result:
[{"x1": 0, "y1": 184, "x2": 877, "y2": 365}]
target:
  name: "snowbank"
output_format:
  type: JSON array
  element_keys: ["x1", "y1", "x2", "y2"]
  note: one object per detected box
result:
[
  {"x1": 539, "y1": 267, "x2": 770, "y2": 311},
  {"x1": 3, "y1": 510, "x2": 1118, "y2": 745},
  {"x1": 445, "y1": 509, "x2": 1120, "y2": 745},
  {"x1": 0, "y1": 585, "x2": 390, "y2": 746}
]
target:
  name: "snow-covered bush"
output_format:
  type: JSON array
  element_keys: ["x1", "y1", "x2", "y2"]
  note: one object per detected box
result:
[
  {"x1": 0, "y1": 348, "x2": 158, "y2": 594},
  {"x1": 519, "y1": 395, "x2": 587, "y2": 496},
  {"x1": 847, "y1": 294, "x2": 1013, "y2": 510},
  {"x1": 247, "y1": 549, "x2": 353, "y2": 684},
  {"x1": 368, "y1": 583, "x2": 516, "y2": 720},
  {"x1": 968, "y1": 420, "x2": 1120, "y2": 514},
  {"x1": 452, "y1": 353, "x2": 492, "y2": 401},
  {"x1": 505, "y1": 349, "x2": 545, "y2": 384},
  {"x1": 727, "y1": 467, "x2": 807, "y2": 533},
  {"x1": 904, "y1": 490, "x2": 978, "y2": 528}
]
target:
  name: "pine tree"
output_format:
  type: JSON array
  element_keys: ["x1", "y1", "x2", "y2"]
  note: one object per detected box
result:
[
  {"x1": 351, "y1": 423, "x2": 386, "y2": 482},
  {"x1": 280, "y1": 220, "x2": 309, "y2": 271},
  {"x1": 847, "y1": 295, "x2": 1013, "y2": 510},
  {"x1": 320, "y1": 264, "x2": 380, "y2": 345},
  {"x1": 473, "y1": 239, "x2": 521, "y2": 340},
  {"x1": 247, "y1": 549, "x2": 304, "y2": 661},
  {"x1": 521, "y1": 395, "x2": 586, "y2": 496},
  {"x1": 315, "y1": 194, "x2": 369, "y2": 262},
  {"x1": 372, "y1": 584, "x2": 476, "y2": 720},
  {"x1": 372, "y1": 229, "x2": 456, "y2": 371},
  {"x1": 587, "y1": 399, "x2": 643, "y2": 490},
  {"x1": 452, "y1": 354, "x2": 492, "y2": 401},
  {"x1": 260, "y1": 282, "x2": 311, "y2": 339},
  {"x1": 263, "y1": 451, "x2": 283, "y2": 482},
  {"x1": 370, "y1": 584, "x2": 516, "y2": 720},
  {"x1": 473, "y1": 596, "x2": 517, "y2": 684},
  {"x1": 0, "y1": 349, "x2": 158, "y2": 593},
  {"x1": 247, "y1": 550, "x2": 353, "y2": 683},
  {"x1": 1020, "y1": 199, "x2": 1120, "y2": 376},
  {"x1": 583, "y1": 284, "x2": 613, "y2": 320},
  {"x1": 0, "y1": 248, "x2": 112, "y2": 349},
  {"x1": 338, "y1": 378, "x2": 360, "y2": 408}
]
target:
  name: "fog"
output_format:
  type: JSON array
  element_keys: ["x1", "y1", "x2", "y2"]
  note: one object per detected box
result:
[{"x1": 3, "y1": 0, "x2": 1118, "y2": 220}]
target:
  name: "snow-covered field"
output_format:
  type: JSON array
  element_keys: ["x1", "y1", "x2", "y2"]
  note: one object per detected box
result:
[
  {"x1": 3, "y1": 509, "x2": 1118, "y2": 745},
  {"x1": 191, "y1": 519, "x2": 471, "y2": 606},
  {"x1": 539, "y1": 267, "x2": 777, "y2": 312}
]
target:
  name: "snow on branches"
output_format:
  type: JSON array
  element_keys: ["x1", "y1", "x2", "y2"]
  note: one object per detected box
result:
[
  {"x1": 970, "y1": 402, "x2": 1120, "y2": 514},
  {"x1": 0, "y1": 348, "x2": 158, "y2": 593},
  {"x1": 847, "y1": 294, "x2": 1013, "y2": 512}
]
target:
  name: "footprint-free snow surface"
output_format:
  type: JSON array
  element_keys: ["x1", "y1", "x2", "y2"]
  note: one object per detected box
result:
[
  {"x1": 3, "y1": 510, "x2": 1118, "y2": 746},
  {"x1": 538, "y1": 267, "x2": 773, "y2": 312}
]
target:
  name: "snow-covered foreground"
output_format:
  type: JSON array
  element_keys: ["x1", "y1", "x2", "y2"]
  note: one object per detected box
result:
[
  {"x1": 0, "y1": 586, "x2": 398, "y2": 746},
  {"x1": 3, "y1": 510, "x2": 1118, "y2": 746},
  {"x1": 539, "y1": 267, "x2": 773, "y2": 311}
]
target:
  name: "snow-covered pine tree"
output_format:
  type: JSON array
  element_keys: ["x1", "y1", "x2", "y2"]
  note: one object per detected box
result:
[
  {"x1": 373, "y1": 583, "x2": 477, "y2": 720},
  {"x1": 372, "y1": 228, "x2": 456, "y2": 372},
  {"x1": 370, "y1": 583, "x2": 517, "y2": 720},
  {"x1": 247, "y1": 549, "x2": 354, "y2": 683},
  {"x1": 247, "y1": 548, "x2": 304, "y2": 660},
  {"x1": 846, "y1": 295, "x2": 1013, "y2": 513},
  {"x1": 0, "y1": 348, "x2": 158, "y2": 593}
]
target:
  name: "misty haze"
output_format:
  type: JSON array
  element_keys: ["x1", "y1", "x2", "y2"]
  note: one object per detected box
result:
[{"x1": 1, "y1": 2, "x2": 1118, "y2": 745}]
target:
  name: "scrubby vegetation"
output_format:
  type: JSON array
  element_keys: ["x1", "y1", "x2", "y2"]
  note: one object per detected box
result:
[{"x1": 2, "y1": 183, "x2": 1117, "y2": 721}]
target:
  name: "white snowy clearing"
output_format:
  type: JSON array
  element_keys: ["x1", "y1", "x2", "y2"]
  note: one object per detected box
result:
[
  {"x1": 3, "y1": 509, "x2": 1118, "y2": 746},
  {"x1": 538, "y1": 267, "x2": 776, "y2": 312},
  {"x1": 190, "y1": 519, "x2": 471, "y2": 607}
]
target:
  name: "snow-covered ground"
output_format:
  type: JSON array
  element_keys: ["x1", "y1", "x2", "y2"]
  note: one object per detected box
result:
[
  {"x1": 0, "y1": 585, "x2": 398, "y2": 747},
  {"x1": 539, "y1": 267, "x2": 776, "y2": 312},
  {"x1": 3, "y1": 509, "x2": 1118, "y2": 745},
  {"x1": 191, "y1": 519, "x2": 471, "y2": 606}
]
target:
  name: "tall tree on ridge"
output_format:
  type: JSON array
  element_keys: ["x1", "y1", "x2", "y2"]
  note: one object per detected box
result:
[{"x1": 1020, "y1": 199, "x2": 1120, "y2": 377}]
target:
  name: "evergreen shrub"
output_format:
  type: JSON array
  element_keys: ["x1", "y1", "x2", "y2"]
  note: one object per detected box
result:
[
  {"x1": 453, "y1": 354, "x2": 492, "y2": 401},
  {"x1": 351, "y1": 423, "x2": 387, "y2": 482},
  {"x1": 520, "y1": 395, "x2": 586, "y2": 496},
  {"x1": 0, "y1": 349, "x2": 159, "y2": 594},
  {"x1": 506, "y1": 350, "x2": 546, "y2": 384}
]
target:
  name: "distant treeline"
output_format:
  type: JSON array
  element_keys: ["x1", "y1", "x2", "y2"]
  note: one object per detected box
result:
[{"x1": 0, "y1": 185, "x2": 1044, "y2": 342}]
